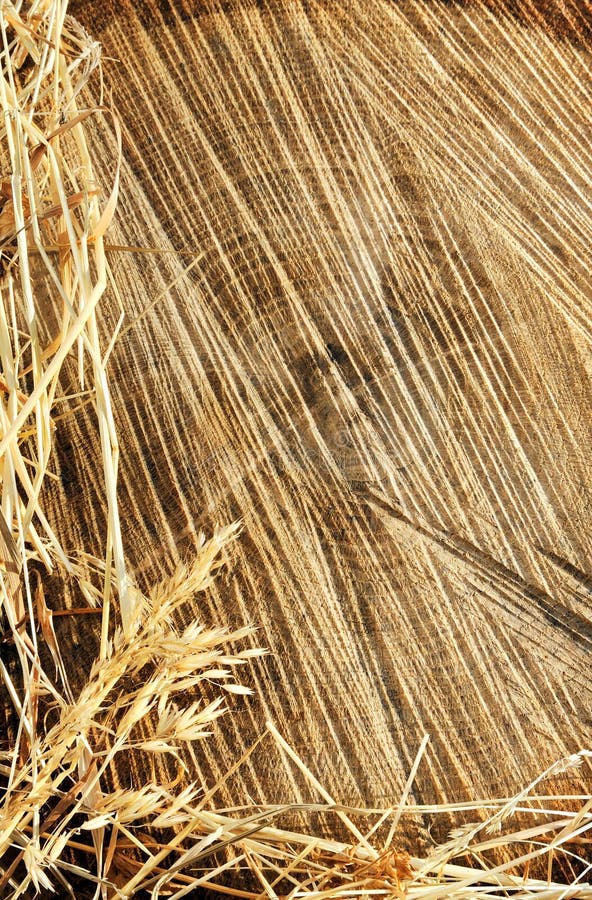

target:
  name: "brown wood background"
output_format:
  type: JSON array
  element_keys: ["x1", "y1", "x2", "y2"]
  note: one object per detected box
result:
[{"x1": 45, "y1": 0, "x2": 592, "y2": 849}]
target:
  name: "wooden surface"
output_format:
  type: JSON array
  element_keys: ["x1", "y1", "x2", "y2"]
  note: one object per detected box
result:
[{"x1": 48, "y1": 0, "x2": 592, "y2": 846}]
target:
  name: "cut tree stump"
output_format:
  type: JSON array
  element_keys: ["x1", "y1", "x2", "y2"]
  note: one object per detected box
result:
[{"x1": 52, "y1": 0, "x2": 592, "y2": 850}]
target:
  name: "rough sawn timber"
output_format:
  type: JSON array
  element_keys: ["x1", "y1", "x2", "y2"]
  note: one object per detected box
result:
[{"x1": 52, "y1": 0, "x2": 592, "y2": 848}]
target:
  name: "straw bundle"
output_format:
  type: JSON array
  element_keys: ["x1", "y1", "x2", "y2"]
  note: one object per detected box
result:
[{"x1": 1, "y1": 0, "x2": 592, "y2": 897}]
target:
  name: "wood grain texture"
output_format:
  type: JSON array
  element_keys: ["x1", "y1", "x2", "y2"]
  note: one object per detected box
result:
[{"x1": 47, "y1": 0, "x2": 592, "y2": 846}]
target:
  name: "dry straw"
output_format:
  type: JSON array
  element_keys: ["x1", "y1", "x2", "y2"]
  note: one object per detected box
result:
[{"x1": 0, "y1": 1, "x2": 590, "y2": 898}]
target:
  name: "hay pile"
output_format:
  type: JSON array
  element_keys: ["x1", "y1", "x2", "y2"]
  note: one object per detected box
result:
[{"x1": 0, "y1": 0, "x2": 591, "y2": 898}]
